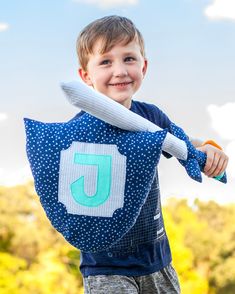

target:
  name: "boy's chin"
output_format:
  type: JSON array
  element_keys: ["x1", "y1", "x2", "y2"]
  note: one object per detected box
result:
[
  {"x1": 107, "y1": 94, "x2": 132, "y2": 107},
  {"x1": 112, "y1": 97, "x2": 131, "y2": 108}
]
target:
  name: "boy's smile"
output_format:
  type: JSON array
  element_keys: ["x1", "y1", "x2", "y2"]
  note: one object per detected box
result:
[{"x1": 79, "y1": 40, "x2": 147, "y2": 109}]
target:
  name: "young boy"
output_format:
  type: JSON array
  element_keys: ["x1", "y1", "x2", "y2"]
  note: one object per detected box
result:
[{"x1": 73, "y1": 15, "x2": 228, "y2": 294}]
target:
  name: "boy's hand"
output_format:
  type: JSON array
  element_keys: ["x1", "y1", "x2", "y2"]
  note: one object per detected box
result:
[{"x1": 196, "y1": 144, "x2": 229, "y2": 178}]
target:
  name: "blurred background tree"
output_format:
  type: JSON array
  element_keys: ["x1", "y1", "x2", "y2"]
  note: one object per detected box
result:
[
  {"x1": 1, "y1": 182, "x2": 235, "y2": 293},
  {"x1": 163, "y1": 198, "x2": 235, "y2": 294},
  {"x1": 0, "y1": 183, "x2": 83, "y2": 294}
]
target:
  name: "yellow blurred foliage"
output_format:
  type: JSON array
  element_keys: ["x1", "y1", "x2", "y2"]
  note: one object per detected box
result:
[{"x1": 1, "y1": 183, "x2": 235, "y2": 293}]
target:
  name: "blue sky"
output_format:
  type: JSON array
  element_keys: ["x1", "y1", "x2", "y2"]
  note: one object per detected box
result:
[{"x1": 0, "y1": 0, "x2": 234, "y2": 203}]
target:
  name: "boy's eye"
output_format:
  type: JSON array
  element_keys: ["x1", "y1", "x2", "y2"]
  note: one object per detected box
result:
[
  {"x1": 100, "y1": 59, "x2": 110, "y2": 65},
  {"x1": 124, "y1": 56, "x2": 135, "y2": 62}
]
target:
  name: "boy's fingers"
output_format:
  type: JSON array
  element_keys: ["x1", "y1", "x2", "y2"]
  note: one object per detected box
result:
[
  {"x1": 205, "y1": 153, "x2": 219, "y2": 176},
  {"x1": 203, "y1": 151, "x2": 215, "y2": 174},
  {"x1": 216, "y1": 156, "x2": 229, "y2": 176},
  {"x1": 206, "y1": 155, "x2": 229, "y2": 178},
  {"x1": 197, "y1": 144, "x2": 229, "y2": 178},
  {"x1": 207, "y1": 156, "x2": 223, "y2": 177}
]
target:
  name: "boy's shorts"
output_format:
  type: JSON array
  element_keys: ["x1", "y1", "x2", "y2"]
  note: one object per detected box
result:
[{"x1": 83, "y1": 263, "x2": 180, "y2": 294}]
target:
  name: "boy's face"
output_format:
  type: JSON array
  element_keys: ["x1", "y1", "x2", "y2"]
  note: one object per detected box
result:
[{"x1": 79, "y1": 39, "x2": 147, "y2": 109}]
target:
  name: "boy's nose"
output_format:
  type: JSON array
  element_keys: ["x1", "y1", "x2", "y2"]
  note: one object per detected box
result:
[{"x1": 113, "y1": 63, "x2": 128, "y2": 77}]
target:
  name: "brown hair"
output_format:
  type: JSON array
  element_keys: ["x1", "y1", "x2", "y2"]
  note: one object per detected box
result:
[{"x1": 77, "y1": 15, "x2": 145, "y2": 70}]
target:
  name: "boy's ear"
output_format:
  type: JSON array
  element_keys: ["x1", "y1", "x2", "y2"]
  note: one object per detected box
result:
[
  {"x1": 78, "y1": 68, "x2": 93, "y2": 86},
  {"x1": 142, "y1": 59, "x2": 148, "y2": 77}
]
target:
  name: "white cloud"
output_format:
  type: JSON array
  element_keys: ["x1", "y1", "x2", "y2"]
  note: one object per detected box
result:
[
  {"x1": 0, "y1": 113, "x2": 8, "y2": 121},
  {"x1": 0, "y1": 165, "x2": 32, "y2": 187},
  {"x1": 0, "y1": 22, "x2": 9, "y2": 32},
  {"x1": 207, "y1": 102, "x2": 235, "y2": 178},
  {"x1": 205, "y1": 0, "x2": 235, "y2": 22},
  {"x1": 73, "y1": 0, "x2": 138, "y2": 9},
  {"x1": 226, "y1": 141, "x2": 235, "y2": 178},
  {"x1": 207, "y1": 103, "x2": 235, "y2": 140}
]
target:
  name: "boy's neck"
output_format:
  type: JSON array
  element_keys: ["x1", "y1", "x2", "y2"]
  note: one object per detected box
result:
[{"x1": 122, "y1": 99, "x2": 132, "y2": 110}]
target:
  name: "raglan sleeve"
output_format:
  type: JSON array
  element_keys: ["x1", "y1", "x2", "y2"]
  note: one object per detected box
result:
[
  {"x1": 147, "y1": 104, "x2": 173, "y2": 158},
  {"x1": 68, "y1": 111, "x2": 86, "y2": 122}
]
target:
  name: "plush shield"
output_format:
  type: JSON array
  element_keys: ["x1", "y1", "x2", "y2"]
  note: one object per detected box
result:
[{"x1": 24, "y1": 113, "x2": 167, "y2": 252}]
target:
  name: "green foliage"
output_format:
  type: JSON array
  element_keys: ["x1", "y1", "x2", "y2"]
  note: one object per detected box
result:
[
  {"x1": 0, "y1": 252, "x2": 27, "y2": 293},
  {"x1": 163, "y1": 201, "x2": 209, "y2": 294},
  {"x1": 0, "y1": 183, "x2": 83, "y2": 294},
  {"x1": 1, "y1": 183, "x2": 235, "y2": 293},
  {"x1": 163, "y1": 198, "x2": 235, "y2": 294}
]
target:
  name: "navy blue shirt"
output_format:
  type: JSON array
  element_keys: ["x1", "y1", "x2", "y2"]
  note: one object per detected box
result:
[{"x1": 71, "y1": 100, "x2": 172, "y2": 277}]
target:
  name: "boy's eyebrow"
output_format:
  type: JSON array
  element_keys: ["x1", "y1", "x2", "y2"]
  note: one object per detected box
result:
[
  {"x1": 98, "y1": 52, "x2": 112, "y2": 58},
  {"x1": 99, "y1": 51, "x2": 138, "y2": 58}
]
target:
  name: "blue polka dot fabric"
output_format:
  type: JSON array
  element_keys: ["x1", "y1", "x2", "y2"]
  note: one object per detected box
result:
[
  {"x1": 24, "y1": 113, "x2": 167, "y2": 252},
  {"x1": 168, "y1": 123, "x2": 227, "y2": 183}
]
